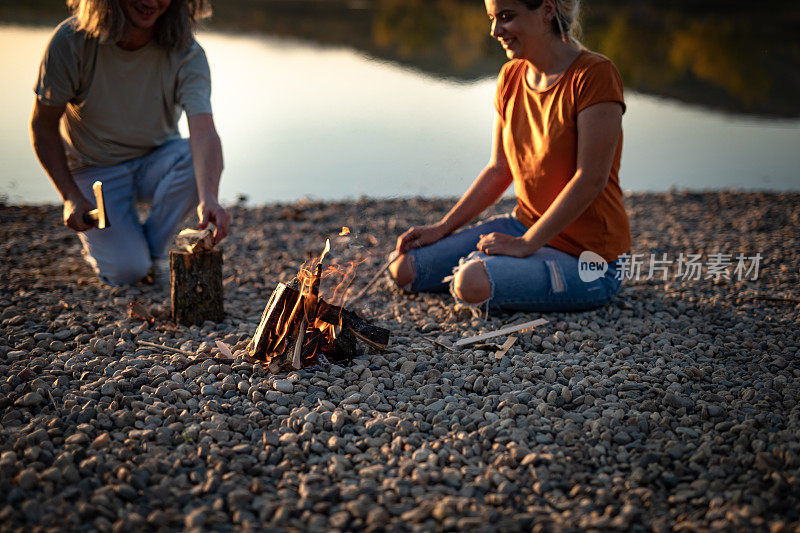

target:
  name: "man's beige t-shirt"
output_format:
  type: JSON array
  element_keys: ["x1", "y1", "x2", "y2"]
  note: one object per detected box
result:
[{"x1": 35, "y1": 17, "x2": 212, "y2": 171}]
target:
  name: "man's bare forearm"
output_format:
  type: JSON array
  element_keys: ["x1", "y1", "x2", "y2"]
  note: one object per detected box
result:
[
  {"x1": 30, "y1": 117, "x2": 84, "y2": 203},
  {"x1": 187, "y1": 113, "x2": 230, "y2": 241},
  {"x1": 191, "y1": 133, "x2": 223, "y2": 204},
  {"x1": 31, "y1": 101, "x2": 94, "y2": 231},
  {"x1": 188, "y1": 116, "x2": 223, "y2": 204}
]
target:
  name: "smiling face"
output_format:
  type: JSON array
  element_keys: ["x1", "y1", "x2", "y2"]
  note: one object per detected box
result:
[
  {"x1": 120, "y1": 0, "x2": 172, "y2": 31},
  {"x1": 485, "y1": 0, "x2": 552, "y2": 61}
]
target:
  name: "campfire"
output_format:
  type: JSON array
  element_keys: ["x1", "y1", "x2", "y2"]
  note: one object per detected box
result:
[{"x1": 249, "y1": 239, "x2": 390, "y2": 372}]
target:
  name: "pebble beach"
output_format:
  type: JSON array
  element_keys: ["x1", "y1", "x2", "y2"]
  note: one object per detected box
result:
[{"x1": 1, "y1": 191, "x2": 798, "y2": 531}]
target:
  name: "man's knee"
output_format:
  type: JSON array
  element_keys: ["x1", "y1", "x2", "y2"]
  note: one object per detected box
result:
[
  {"x1": 453, "y1": 260, "x2": 491, "y2": 303},
  {"x1": 389, "y1": 254, "x2": 414, "y2": 289},
  {"x1": 98, "y1": 254, "x2": 152, "y2": 286}
]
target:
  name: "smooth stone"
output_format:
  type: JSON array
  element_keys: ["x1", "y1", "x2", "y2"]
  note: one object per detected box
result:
[
  {"x1": 17, "y1": 469, "x2": 38, "y2": 490},
  {"x1": 15, "y1": 392, "x2": 43, "y2": 407},
  {"x1": 274, "y1": 380, "x2": 293, "y2": 393}
]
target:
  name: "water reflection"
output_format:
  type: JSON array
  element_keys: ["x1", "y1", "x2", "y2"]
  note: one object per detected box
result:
[
  {"x1": 2, "y1": 26, "x2": 798, "y2": 206},
  {"x1": 582, "y1": 5, "x2": 800, "y2": 118},
  {"x1": 3, "y1": 0, "x2": 798, "y2": 117}
]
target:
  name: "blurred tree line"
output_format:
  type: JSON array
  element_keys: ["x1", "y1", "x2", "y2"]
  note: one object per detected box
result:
[{"x1": 2, "y1": 0, "x2": 798, "y2": 116}]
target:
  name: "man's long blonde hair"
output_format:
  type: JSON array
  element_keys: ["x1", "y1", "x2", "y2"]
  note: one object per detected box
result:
[{"x1": 67, "y1": 0, "x2": 212, "y2": 50}]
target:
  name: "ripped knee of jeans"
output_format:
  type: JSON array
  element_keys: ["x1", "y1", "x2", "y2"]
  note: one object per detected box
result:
[{"x1": 445, "y1": 252, "x2": 494, "y2": 317}]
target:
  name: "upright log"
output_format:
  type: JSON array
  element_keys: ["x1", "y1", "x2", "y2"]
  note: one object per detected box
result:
[{"x1": 170, "y1": 249, "x2": 224, "y2": 326}]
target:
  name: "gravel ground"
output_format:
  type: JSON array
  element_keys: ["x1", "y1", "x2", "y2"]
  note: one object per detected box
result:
[{"x1": 1, "y1": 191, "x2": 799, "y2": 532}]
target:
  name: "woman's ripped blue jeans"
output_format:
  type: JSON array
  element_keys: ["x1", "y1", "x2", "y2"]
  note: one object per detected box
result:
[{"x1": 405, "y1": 214, "x2": 622, "y2": 313}]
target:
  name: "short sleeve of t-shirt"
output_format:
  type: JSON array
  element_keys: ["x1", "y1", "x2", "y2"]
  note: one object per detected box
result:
[
  {"x1": 34, "y1": 20, "x2": 82, "y2": 107},
  {"x1": 494, "y1": 60, "x2": 522, "y2": 117},
  {"x1": 574, "y1": 59, "x2": 626, "y2": 114},
  {"x1": 176, "y1": 41, "x2": 212, "y2": 117}
]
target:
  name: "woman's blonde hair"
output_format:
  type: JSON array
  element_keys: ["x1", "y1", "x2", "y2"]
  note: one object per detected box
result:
[
  {"x1": 67, "y1": 0, "x2": 212, "y2": 50},
  {"x1": 520, "y1": 0, "x2": 582, "y2": 46}
]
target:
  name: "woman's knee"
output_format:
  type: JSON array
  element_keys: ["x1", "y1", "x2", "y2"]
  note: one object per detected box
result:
[
  {"x1": 453, "y1": 260, "x2": 491, "y2": 303},
  {"x1": 388, "y1": 253, "x2": 414, "y2": 289}
]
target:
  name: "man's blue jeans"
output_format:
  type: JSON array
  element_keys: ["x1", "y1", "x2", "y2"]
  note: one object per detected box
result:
[
  {"x1": 406, "y1": 214, "x2": 622, "y2": 312},
  {"x1": 72, "y1": 139, "x2": 198, "y2": 286}
]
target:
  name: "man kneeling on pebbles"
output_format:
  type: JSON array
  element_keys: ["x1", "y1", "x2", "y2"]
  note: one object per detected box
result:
[{"x1": 31, "y1": 0, "x2": 230, "y2": 286}]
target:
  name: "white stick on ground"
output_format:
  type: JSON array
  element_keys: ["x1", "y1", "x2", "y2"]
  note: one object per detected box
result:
[
  {"x1": 453, "y1": 318, "x2": 549, "y2": 348},
  {"x1": 137, "y1": 340, "x2": 195, "y2": 357}
]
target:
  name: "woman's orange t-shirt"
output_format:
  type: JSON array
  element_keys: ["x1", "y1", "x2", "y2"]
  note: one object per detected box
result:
[{"x1": 495, "y1": 51, "x2": 631, "y2": 262}]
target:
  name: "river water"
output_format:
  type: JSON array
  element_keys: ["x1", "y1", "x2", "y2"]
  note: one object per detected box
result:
[{"x1": 2, "y1": 25, "x2": 798, "y2": 205}]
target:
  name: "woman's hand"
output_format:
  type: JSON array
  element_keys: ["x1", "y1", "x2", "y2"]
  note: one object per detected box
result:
[
  {"x1": 477, "y1": 232, "x2": 538, "y2": 258},
  {"x1": 396, "y1": 223, "x2": 448, "y2": 254}
]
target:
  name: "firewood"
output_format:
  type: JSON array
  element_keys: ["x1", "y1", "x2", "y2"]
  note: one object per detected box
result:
[
  {"x1": 292, "y1": 318, "x2": 307, "y2": 369},
  {"x1": 251, "y1": 281, "x2": 310, "y2": 369},
  {"x1": 174, "y1": 228, "x2": 214, "y2": 253},
  {"x1": 250, "y1": 281, "x2": 322, "y2": 371},
  {"x1": 249, "y1": 281, "x2": 390, "y2": 371},
  {"x1": 329, "y1": 327, "x2": 358, "y2": 361},
  {"x1": 495, "y1": 336, "x2": 518, "y2": 359},
  {"x1": 137, "y1": 340, "x2": 195, "y2": 356},
  {"x1": 453, "y1": 318, "x2": 548, "y2": 348},
  {"x1": 318, "y1": 302, "x2": 390, "y2": 350},
  {"x1": 170, "y1": 250, "x2": 224, "y2": 326}
]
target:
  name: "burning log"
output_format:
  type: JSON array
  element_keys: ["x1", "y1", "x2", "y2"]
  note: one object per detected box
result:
[
  {"x1": 249, "y1": 241, "x2": 390, "y2": 372},
  {"x1": 317, "y1": 302, "x2": 390, "y2": 351},
  {"x1": 250, "y1": 279, "x2": 308, "y2": 370},
  {"x1": 249, "y1": 280, "x2": 390, "y2": 371}
]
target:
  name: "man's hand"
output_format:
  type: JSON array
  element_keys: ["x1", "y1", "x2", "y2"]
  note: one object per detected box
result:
[
  {"x1": 477, "y1": 232, "x2": 538, "y2": 258},
  {"x1": 197, "y1": 199, "x2": 230, "y2": 243},
  {"x1": 396, "y1": 223, "x2": 448, "y2": 254},
  {"x1": 63, "y1": 195, "x2": 94, "y2": 232}
]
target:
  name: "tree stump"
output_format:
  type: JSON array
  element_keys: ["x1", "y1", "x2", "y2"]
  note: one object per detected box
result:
[{"x1": 170, "y1": 250, "x2": 224, "y2": 326}]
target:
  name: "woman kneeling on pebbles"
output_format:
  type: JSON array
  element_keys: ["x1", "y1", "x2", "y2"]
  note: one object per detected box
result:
[{"x1": 391, "y1": 0, "x2": 630, "y2": 313}]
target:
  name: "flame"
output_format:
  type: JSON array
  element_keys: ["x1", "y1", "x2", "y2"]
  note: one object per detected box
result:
[
  {"x1": 339, "y1": 226, "x2": 350, "y2": 236},
  {"x1": 322, "y1": 258, "x2": 368, "y2": 307},
  {"x1": 297, "y1": 238, "x2": 332, "y2": 297},
  {"x1": 315, "y1": 317, "x2": 339, "y2": 342},
  {"x1": 320, "y1": 239, "x2": 330, "y2": 263},
  {"x1": 269, "y1": 238, "x2": 367, "y2": 366}
]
